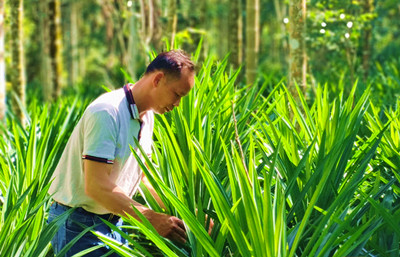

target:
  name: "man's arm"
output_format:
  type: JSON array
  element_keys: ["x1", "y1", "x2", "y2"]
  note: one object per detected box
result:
[
  {"x1": 142, "y1": 172, "x2": 214, "y2": 236},
  {"x1": 84, "y1": 159, "x2": 186, "y2": 243}
]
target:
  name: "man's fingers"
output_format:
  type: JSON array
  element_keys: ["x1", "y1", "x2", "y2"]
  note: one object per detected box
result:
[
  {"x1": 151, "y1": 213, "x2": 188, "y2": 243},
  {"x1": 176, "y1": 218, "x2": 186, "y2": 230},
  {"x1": 172, "y1": 231, "x2": 186, "y2": 244},
  {"x1": 174, "y1": 223, "x2": 187, "y2": 239},
  {"x1": 164, "y1": 225, "x2": 186, "y2": 243},
  {"x1": 169, "y1": 216, "x2": 186, "y2": 239}
]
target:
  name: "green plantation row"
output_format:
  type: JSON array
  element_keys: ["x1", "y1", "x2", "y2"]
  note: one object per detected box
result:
[{"x1": 0, "y1": 55, "x2": 399, "y2": 256}]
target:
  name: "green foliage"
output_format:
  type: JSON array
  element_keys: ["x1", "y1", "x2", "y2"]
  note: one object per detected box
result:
[
  {"x1": 0, "y1": 96, "x2": 87, "y2": 256},
  {"x1": 303, "y1": 0, "x2": 400, "y2": 96},
  {"x1": 1, "y1": 53, "x2": 400, "y2": 256},
  {"x1": 369, "y1": 58, "x2": 400, "y2": 107},
  {"x1": 307, "y1": 2, "x2": 374, "y2": 84},
  {"x1": 363, "y1": 101, "x2": 400, "y2": 256},
  {"x1": 94, "y1": 55, "x2": 400, "y2": 256}
]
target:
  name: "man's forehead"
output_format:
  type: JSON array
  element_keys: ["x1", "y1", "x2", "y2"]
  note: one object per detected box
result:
[{"x1": 177, "y1": 71, "x2": 194, "y2": 94}]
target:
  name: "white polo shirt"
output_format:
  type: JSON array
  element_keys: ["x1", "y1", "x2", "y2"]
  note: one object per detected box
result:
[{"x1": 48, "y1": 87, "x2": 154, "y2": 214}]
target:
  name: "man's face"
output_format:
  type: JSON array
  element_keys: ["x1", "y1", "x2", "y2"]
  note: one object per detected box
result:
[{"x1": 152, "y1": 68, "x2": 195, "y2": 114}]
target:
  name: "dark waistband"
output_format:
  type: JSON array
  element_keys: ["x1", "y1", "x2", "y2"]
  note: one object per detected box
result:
[{"x1": 53, "y1": 201, "x2": 120, "y2": 222}]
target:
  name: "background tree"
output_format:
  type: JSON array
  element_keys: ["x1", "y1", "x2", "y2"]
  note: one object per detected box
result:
[
  {"x1": 48, "y1": 0, "x2": 63, "y2": 100},
  {"x1": 99, "y1": 0, "x2": 115, "y2": 69},
  {"x1": 38, "y1": 0, "x2": 51, "y2": 101},
  {"x1": 228, "y1": 0, "x2": 242, "y2": 70},
  {"x1": 361, "y1": 0, "x2": 374, "y2": 81},
  {"x1": 2, "y1": 0, "x2": 397, "y2": 108},
  {"x1": 288, "y1": 0, "x2": 307, "y2": 97},
  {"x1": 149, "y1": 0, "x2": 162, "y2": 51},
  {"x1": 114, "y1": 0, "x2": 141, "y2": 80},
  {"x1": 167, "y1": 0, "x2": 177, "y2": 48},
  {"x1": 271, "y1": 0, "x2": 288, "y2": 71},
  {"x1": 306, "y1": 1, "x2": 380, "y2": 94},
  {"x1": 0, "y1": 0, "x2": 5, "y2": 121},
  {"x1": 245, "y1": 0, "x2": 260, "y2": 85},
  {"x1": 126, "y1": 0, "x2": 139, "y2": 80},
  {"x1": 9, "y1": 0, "x2": 26, "y2": 123},
  {"x1": 66, "y1": 0, "x2": 80, "y2": 87},
  {"x1": 139, "y1": 0, "x2": 162, "y2": 52}
]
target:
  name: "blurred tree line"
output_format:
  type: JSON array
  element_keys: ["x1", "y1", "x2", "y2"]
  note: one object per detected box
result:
[{"x1": 0, "y1": 0, "x2": 399, "y2": 122}]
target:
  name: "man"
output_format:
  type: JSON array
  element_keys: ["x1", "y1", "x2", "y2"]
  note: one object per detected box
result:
[{"x1": 48, "y1": 50, "x2": 195, "y2": 256}]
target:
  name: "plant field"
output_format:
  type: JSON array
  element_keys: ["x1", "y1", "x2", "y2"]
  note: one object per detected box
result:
[{"x1": 0, "y1": 56, "x2": 399, "y2": 256}]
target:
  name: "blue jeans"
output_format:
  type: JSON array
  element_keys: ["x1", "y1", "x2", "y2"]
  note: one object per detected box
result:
[{"x1": 48, "y1": 202, "x2": 127, "y2": 257}]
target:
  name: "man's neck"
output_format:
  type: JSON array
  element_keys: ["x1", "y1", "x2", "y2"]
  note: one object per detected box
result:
[{"x1": 129, "y1": 78, "x2": 149, "y2": 117}]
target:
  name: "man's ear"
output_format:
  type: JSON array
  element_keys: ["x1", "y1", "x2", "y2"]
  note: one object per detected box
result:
[{"x1": 153, "y1": 71, "x2": 164, "y2": 87}]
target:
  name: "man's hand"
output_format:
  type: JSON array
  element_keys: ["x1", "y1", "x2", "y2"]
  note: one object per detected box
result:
[
  {"x1": 84, "y1": 160, "x2": 187, "y2": 243},
  {"x1": 143, "y1": 210, "x2": 187, "y2": 243}
]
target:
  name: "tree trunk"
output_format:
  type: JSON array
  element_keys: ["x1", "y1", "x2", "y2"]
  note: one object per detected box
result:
[
  {"x1": 216, "y1": 0, "x2": 228, "y2": 59},
  {"x1": 149, "y1": 0, "x2": 162, "y2": 51},
  {"x1": 127, "y1": 0, "x2": 138, "y2": 81},
  {"x1": 273, "y1": 0, "x2": 289, "y2": 68},
  {"x1": 139, "y1": 0, "x2": 150, "y2": 46},
  {"x1": 245, "y1": 0, "x2": 260, "y2": 85},
  {"x1": 138, "y1": 0, "x2": 161, "y2": 51},
  {"x1": 199, "y1": 0, "x2": 208, "y2": 58},
  {"x1": 199, "y1": 0, "x2": 206, "y2": 31},
  {"x1": 167, "y1": 0, "x2": 177, "y2": 48},
  {"x1": 0, "y1": 0, "x2": 5, "y2": 121},
  {"x1": 49, "y1": 0, "x2": 63, "y2": 100},
  {"x1": 100, "y1": 0, "x2": 115, "y2": 69},
  {"x1": 38, "y1": 0, "x2": 52, "y2": 102},
  {"x1": 238, "y1": 0, "x2": 243, "y2": 63},
  {"x1": 345, "y1": 42, "x2": 356, "y2": 88},
  {"x1": 147, "y1": 0, "x2": 154, "y2": 46},
  {"x1": 362, "y1": 0, "x2": 374, "y2": 82},
  {"x1": 70, "y1": 0, "x2": 79, "y2": 86},
  {"x1": 10, "y1": 0, "x2": 26, "y2": 123},
  {"x1": 288, "y1": 0, "x2": 307, "y2": 98},
  {"x1": 63, "y1": 0, "x2": 79, "y2": 87},
  {"x1": 229, "y1": 0, "x2": 240, "y2": 69}
]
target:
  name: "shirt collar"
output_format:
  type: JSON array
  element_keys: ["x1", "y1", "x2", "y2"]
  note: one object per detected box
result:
[{"x1": 123, "y1": 83, "x2": 140, "y2": 120}]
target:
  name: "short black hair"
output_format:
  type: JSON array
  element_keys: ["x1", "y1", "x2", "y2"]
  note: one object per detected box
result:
[{"x1": 145, "y1": 50, "x2": 195, "y2": 79}]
